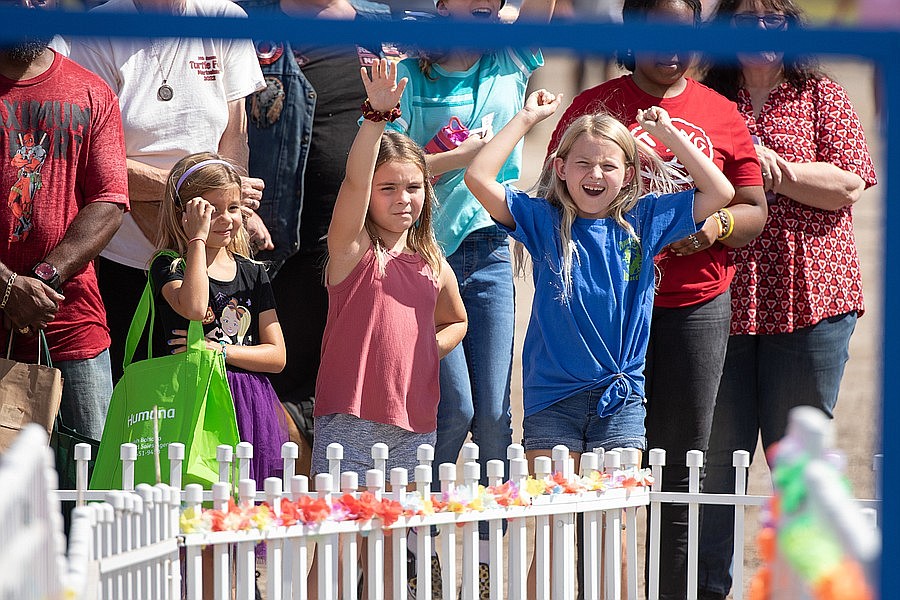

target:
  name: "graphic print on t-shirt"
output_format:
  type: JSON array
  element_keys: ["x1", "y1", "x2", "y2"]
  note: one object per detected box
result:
[
  {"x1": 7, "y1": 131, "x2": 47, "y2": 242},
  {"x1": 208, "y1": 295, "x2": 253, "y2": 346},
  {"x1": 630, "y1": 117, "x2": 714, "y2": 189},
  {"x1": 619, "y1": 237, "x2": 642, "y2": 281}
]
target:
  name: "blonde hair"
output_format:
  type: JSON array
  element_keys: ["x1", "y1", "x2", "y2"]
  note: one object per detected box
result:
[
  {"x1": 365, "y1": 131, "x2": 444, "y2": 276},
  {"x1": 531, "y1": 113, "x2": 678, "y2": 298},
  {"x1": 156, "y1": 152, "x2": 251, "y2": 260}
]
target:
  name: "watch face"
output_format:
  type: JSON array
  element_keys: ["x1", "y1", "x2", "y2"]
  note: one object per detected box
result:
[{"x1": 34, "y1": 262, "x2": 57, "y2": 279}]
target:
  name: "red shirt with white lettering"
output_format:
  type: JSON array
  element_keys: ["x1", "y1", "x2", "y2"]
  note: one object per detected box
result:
[
  {"x1": 0, "y1": 51, "x2": 128, "y2": 361},
  {"x1": 729, "y1": 77, "x2": 876, "y2": 335},
  {"x1": 548, "y1": 75, "x2": 762, "y2": 308}
]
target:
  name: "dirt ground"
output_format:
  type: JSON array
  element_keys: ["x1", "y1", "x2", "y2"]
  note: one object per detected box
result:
[{"x1": 519, "y1": 54, "x2": 883, "y2": 597}]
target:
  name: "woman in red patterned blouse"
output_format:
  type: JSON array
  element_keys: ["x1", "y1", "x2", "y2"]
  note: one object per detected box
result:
[{"x1": 697, "y1": 1, "x2": 878, "y2": 598}]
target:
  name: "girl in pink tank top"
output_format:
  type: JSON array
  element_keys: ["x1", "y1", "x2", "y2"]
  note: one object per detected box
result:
[{"x1": 310, "y1": 58, "x2": 468, "y2": 598}]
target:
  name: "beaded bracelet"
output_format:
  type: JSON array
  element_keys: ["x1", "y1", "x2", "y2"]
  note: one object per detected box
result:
[
  {"x1": 717, "y1": 208, "x2": 735, "y2": 241},
  {"x1": 219, "y1": 339, "x2": 228, "y2": 361},
  {"x1": 361, "y1": 99, "x2": 402, "y2": 123},
  {"x1": 0, "y1": 272, "x2": 16, "y2": 310}
]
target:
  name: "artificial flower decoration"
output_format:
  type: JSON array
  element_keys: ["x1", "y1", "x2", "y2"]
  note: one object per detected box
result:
[{"x1": 179, "y1": 466, "x2": 654, "y2": 536}]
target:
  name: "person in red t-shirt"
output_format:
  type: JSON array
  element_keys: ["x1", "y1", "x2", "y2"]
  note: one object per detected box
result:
[
  {"x1": 0, "y1": 0, "x2": 129, "y2": 443},
  {"x1": 546, "y1": 1, "x2": 767, "y2": 597},
  {"x1": 697, "y1": 1, "x2": 877, "y2": 599}
]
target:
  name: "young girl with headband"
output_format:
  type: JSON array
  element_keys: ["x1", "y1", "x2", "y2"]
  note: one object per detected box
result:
[{"x1": 151, "y1": 152, "x2": 288, "y2": 487}]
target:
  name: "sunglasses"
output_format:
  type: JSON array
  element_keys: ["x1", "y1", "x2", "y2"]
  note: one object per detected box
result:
[{"x1": 732, "y1": 13, "x2": 788, "y2": 30}]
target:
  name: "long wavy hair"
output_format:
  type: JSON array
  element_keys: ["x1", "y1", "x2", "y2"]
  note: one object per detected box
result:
[
  {"x1": 532, "y1": 113, "x2": 678, "y2": 299},
  {"x1": 367, "y1": 131, "x2": 443, "y2": 276},
  {"x1": 701, "y1": 0, "x2": 824, "y2": 100},
  {"x1": 156, "y1": 152, "x2": 251, "y2": 261},
  {"x1": 616, "y1": 0, "x2": 703, "y2": 72}
]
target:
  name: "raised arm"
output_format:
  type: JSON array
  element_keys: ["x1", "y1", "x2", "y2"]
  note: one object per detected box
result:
[
  {"x1": 327, "y1": 59, "x2": 407, "y2": 269},
  {"x1": 517, "y1": 0, "x2": 557, "y2": 22},
  {"x1": 465, "y1": 89, "x2": 561, "y2": 228},
  {"x1": 636, "y1": 106, "x2": 735, "y2": 221}
]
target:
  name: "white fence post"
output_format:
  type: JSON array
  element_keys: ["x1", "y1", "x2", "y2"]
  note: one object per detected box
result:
[
  {"x1": 461, "y1": 459, "x2": 480, "y2": 600},
  {"x1": 390, "y1": 468, "x2": 409, "y2": 600},
  {"x1": 534, "y1": 456, "x2": 552, "y2": 600},
  {"x1": 283, "y1": 442, "x2": 299, "y2": 493},
  {"x1": 236, "y1": 443, "x2": 253, "y2": 485},
  {"x1": 552, "y1": 445, "x2": 576, "y2": 600},
  {"x1": 372, "y1": 443, "x2": 388, "y2": 480},
  {"x1": 74, "y1": 442, "x2": 92, "y2": 506},
  {"x1": 580, "y1": 452, "x2": 601, "y2": 600},
  {"x1": 731, "y1": 450, "x2": 751, "y2": 600},
  {"x1": 184, "y1": 484, "x2": 204, "y2": 600},
  {"x1": 621, "y1": 448, "x2": 640, "y2": 600},
  {"x1": 438, "y1": 462, "x2": 458, "y2": 600},
  {"x1": 340, "y1": 471, "x2": 359, "y2": 600},
  {"x1": 647, "y1": 448, "x2": 665, "y2": 600},
  {"x1": 327, "y1": 443, "x2": 343, "y2": 486},
  {"x1": 686, "y1": 450, "x2": 703, "y2": 600},
  {"x1": 265, "y1": 476, "x2": 284, "y2": 600},
  {"x1": 217, "y1": 444, "x2": 233, "y2": 487},
  {"x1": 167, "y1": 443, "x2": 184, "y2": 491},
  {"x1": 315, "y1": 473, "x2": 338, "y2": 600},
  {"x1": 291, "y1": 474, "x2": 310, "y2": 600},
  {"x1": 212, "y1": 481, "x2": 232, "y2": 600},
  {"x1": 604, "y1": 450, "x2": 622, "y2": 600},
  {"x1": 413, "y1": 464, "x2": 433, "y2": 600},
  {"x1": 366, "y1": 468, "x2": 385, "y2": 600},
  {"x1": 120, "y1": 444, "x2": 137, "y2": 491},
  {"x1": 486, "y1": 458, "x2": 505, "y2": 600}
]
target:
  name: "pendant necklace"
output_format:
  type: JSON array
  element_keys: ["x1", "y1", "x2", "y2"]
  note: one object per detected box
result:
[{"x1": 152, "y1": 38, "x2": 182, "y2": 102}]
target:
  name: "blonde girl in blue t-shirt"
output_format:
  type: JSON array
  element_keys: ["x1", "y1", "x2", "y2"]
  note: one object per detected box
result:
[
  {"x1": 466, "y1": 87, "x2": 734, "y2": 470},
  {"x1": 466, "y1": 88, "x2": 734, "y2": 594}
]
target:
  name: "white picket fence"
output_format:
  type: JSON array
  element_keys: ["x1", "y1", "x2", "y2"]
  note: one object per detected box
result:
[
  {"x1": 0, "y1": 424, "x2": 69, "y2": 600},
  {"x1": 0, "y1": 410, "x2": 882, "y2": 600}
]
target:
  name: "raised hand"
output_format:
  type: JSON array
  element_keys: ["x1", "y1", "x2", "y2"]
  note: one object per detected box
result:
[
  {"x1": 522, "y1": 89, "x2": 562, "y2": 123},
  {"x1": 360, "y1": 58, "x2": 408, "y2": 113},
  {"x1": 635, "y1": 105, "x2": 675, "y2": 137},
  {"x1": 181, "y1": 196, "x2": 213, "y2": 242}
]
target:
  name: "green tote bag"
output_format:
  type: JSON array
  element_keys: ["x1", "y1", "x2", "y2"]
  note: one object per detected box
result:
[{"x1": 90, "y1": 272, "x2": 240, "y2": 490}]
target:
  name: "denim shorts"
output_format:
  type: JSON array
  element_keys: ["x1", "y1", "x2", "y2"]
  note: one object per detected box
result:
[{"x1": 522, "y1": 389, "x2": 647, "y2": 453}]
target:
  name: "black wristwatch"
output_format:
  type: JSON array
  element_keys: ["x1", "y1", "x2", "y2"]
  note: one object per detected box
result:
[{"x1": 32, "y1": 261, "x2": 62, "y2": 292}]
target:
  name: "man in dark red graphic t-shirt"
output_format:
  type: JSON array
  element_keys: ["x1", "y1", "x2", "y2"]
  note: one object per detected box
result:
[{"x1": 0, "y1": 0, "x2": 129, "y2": 442}]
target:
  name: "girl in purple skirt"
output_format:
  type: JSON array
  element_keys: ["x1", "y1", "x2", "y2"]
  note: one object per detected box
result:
[{"x1": 150, "y1": 151, "x2": 288, "y2": 489}]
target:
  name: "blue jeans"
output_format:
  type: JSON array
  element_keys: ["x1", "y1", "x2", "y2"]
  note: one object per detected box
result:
[
  {"x1": 643, "y1": 291, "x2": 731, "y2": 600},
  {"x1": 698, "y1": 312, "x2": 857, "y2": 596},
  {"x1": 57, "y1": 348, "x2": 114, "y2": 441},
  {"x1": 522, "y1": 389, "x2": 646, "y2": 452},
  {"x1": 434, "y1": 226, "x2": 514, "y2": 539}
]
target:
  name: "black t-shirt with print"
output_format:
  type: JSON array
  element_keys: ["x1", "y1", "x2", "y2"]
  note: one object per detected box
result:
[{"x1": 148, "y1": 253, "x2": 277, "y2": 365}]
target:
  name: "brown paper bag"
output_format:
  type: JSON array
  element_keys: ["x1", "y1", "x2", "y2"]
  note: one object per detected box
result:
[{"x1": 0, "y1": 332, "x2": 63, "y2": 452}]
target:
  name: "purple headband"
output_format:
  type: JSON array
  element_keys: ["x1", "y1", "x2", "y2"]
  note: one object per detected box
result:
[{"x1": 175, "y1": 159, "x2": 234, "y2": 196}]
